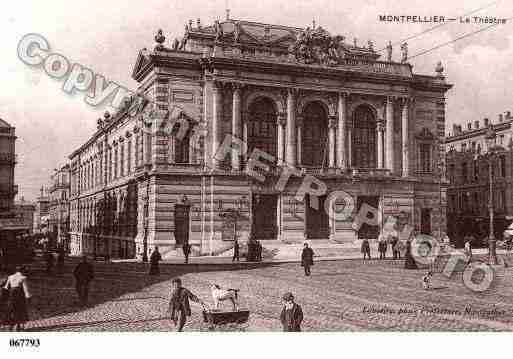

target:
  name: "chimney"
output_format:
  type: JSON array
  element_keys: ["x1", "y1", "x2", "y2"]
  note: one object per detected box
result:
[
  {"x1": 506, "y1": 111, "x2": 512, "y2": 120},
  {"x1": 474, "y1": 120, "x2": 480, "y2": 129},
  {"x1": 499, "y1": 114, "x2": 504, "y2": 122},
  {"x1": 484, "y1": 118, "x2": 489, "y2": 127}
]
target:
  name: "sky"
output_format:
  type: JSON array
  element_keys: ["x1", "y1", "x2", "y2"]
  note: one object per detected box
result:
[{"x1": 1, "y1": 0, "x2": 512, "y2": 201}]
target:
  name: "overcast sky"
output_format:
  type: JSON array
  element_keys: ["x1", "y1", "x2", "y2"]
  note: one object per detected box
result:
[{"x1": 1, "y1": 0, "x2": 512, "y2": 201}]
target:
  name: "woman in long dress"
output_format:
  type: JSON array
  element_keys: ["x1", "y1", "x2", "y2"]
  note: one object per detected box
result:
[{"x1": 3, "y1": 266, "x2": 32, "y2": 331}]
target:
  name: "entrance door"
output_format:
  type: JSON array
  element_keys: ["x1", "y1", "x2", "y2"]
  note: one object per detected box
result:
[
  {"x1": 174, "y1": 204, "x2": 190, "y2": 245},
  {"x1": 305, "y1": 194, "x2": 330, "y2": 239},
  {"x1": 420, "y1": 208, "x2": 432, "y2": 235},
  {"x1": 251, "y1": 194, "x2": 278, "y2": 239},
  {"x1": 357, "y1": 196, "x2": 379, "y2": 239}
]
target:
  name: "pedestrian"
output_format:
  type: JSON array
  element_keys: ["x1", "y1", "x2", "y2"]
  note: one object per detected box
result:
[
  {"x1": 464, "y1": 237, "x2": 472, "y2": 265},
  {"x1": 232, "y1": 239, "x2": 240, "y2": 262},
  {"x1": 44, "y1": 250, "x2": 54, "y2": 275},
  {"x1": 182, "y1": 243, "x2": 191, "y2": 264},
  {"x1": 256, "y1": 241, "x2": 263, "y2": 261},
  {"x1": 3, "y1": 266, "x2": 32, "y2": 331},
  {"x1": 280, "y1": 292, "x2": 303, "y2": 332},
  {"x1": 391, "y1": 235, "x2": 400, "y2": 259},
  {"x1": 422, "y1": 271, "x2": 433, "y2": 290},
  {"x1": 149, "y1": 246, "x2": 162, "y2": 275},
  {"x1": 56, "y1": 246, "x2": 65, "y2": 274},
  {"x1": 378, "y1": 235, "x2": 387, "y2": 260},
  {"x1": 168, "y1": 278, "x2": 205, "y2": 332},
  {"x1": 361, "y1": 238, "x2": 371, "y2": 260},
  {"x1": 73, "y1": 256, "x2": 94, "y2": 306},
  {"x1": 301, "y1": 243, "x2": 314, "y2": 276},
  {"x1": 404, "y1": 240, "x2": 418, "y2": 270}
]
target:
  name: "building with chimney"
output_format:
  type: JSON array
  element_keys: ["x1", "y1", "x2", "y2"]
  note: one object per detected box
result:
[
  {"x1": 67, "y1": 15, "x2": 452, "y2": 259},
  {"x1": 445, "y1": 112, "x2": 513, "y2": 246}
]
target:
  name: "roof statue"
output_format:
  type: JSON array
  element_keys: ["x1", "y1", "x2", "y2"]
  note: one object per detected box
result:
[
  {"x1": 154, "y1": 29, "x2": 165, "y2": 50},
  {"x1": 400, "y1": 42, "x2": 408, "y2": 63},
  {"x1": 386, "y1": 41, "x2": 393, "y2": 62},
  {"x1": 289, "y1": 25, "x2": 347, "y2": 66}
]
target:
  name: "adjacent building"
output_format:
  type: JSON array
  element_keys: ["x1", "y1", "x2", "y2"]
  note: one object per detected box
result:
[
  {"x1": 68, "y1": 16, "x2": 452, "y2": 259},
  {"x1": 48, "y1": 164, "x2": 71, "y2": 250},
  {"x1": 33, "y1": 186, "x2": 50, "y2": 234},
  {"x1": 13, "y1": 197, "x2": 35, "y2": 234},
  {"x1": 445, "y1": 113, "x2": 513, "y2": 245}
]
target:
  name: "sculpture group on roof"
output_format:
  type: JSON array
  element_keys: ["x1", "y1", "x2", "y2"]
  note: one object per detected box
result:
[{"x1": 289, "y1": 26, "x2": 348, "y2": 65}]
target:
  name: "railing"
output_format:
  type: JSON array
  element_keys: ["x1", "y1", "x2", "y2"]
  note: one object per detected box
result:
[{"x1": 219, "y1": 48, "x2": 412, "y2": 76}]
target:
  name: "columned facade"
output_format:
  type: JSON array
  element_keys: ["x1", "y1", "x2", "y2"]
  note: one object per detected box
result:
[{"x1": 65, "y1": 17, "x2": 451, "y2": 259}]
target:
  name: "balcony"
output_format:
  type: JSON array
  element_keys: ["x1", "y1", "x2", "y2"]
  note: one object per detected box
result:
[{"x1": 0, "y1": 153, "x2": 17, "y2": 164}]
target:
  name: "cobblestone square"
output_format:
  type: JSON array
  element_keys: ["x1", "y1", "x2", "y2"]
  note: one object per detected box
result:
[{"x1": 4, "y1": 256, "x2": 513, "y2": 332}]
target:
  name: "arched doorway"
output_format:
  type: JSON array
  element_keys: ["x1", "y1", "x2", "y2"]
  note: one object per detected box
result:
[
  {"x1": 352, "y1": 105, "x2": 377, "y2": 168},
  {"x1": 301, "y1": 102, "x2": 329, "y2": 167},
  {"x1": 246, "y1": 97, "x2": 279, "y2": 240},
  {"x1": 246, "y1": 97, "x2": 278, "y2": 162}
]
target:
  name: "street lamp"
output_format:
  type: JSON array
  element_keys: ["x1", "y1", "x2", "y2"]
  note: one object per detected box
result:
[{"x1": 484, "y1": 127, "x2": 505, "y2": 265}]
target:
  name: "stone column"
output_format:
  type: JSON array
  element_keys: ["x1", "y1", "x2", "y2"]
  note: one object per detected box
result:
[
  {"x1": 277, "y1": 114, "x2": 286, "y2": 165},
  {"x1": 231, "y1": 83, "x2": 242, "y2": 171},
  {"x1": 337, "y1": 92, "x2": 348, "y2": 169},
  {"x1": 212, "y1": 81, "x2": 223, "y2": 169},
  {"x1": 385, "y1": 96, "x2": 395, "y2": 172},
  {"x1": 286, "y1": 89, "x2": 297, "y2": 166},
  {"x1": 377, "y1": 121, "x2": 385, "y2": 169},
  {"x1": 401, "y1": 97, "x2": 411, "y2": 177},
  {"x1": 328, "y1": 115, "x2": 337, "y2": 168},
  {"x1": 297, "y1": 117, "x2": 303, "y2": 165}
]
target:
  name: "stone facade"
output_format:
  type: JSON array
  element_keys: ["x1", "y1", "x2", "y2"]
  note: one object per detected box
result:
[
  {"x1": 48, "y1": 164, "x2": 71, "y2": 249},
  {"x1": 68, "y1": 17, "x2": 452, "y2": 259},
  {"x1": 445, "y1": 114, "x2": 513, "y2": 245}
]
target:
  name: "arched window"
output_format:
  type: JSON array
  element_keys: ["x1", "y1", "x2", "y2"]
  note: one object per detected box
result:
[
  {"x1": 301, "y1": 102, "x2": 328, "y2": 167},
  {"x1": 247, "y1": 97, "x2": 278, "y2": 162},
  {"x1": 352, "y1": 105, "x2": 377, "y2": 168}
]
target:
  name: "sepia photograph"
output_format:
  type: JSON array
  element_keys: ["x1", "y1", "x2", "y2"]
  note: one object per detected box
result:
[{"x1": 1, "y1": 0, "x2": 513, "y2": 356}]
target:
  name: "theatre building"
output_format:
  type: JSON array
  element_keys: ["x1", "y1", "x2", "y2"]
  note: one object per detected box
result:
[{"x1": 68, "y1": 16, "x2": 452, "y2": 258}]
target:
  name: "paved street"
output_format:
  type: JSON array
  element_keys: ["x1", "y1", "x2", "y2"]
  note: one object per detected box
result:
[{"x1": 4, "y1": 255, "x2": 513, "y2": 331}]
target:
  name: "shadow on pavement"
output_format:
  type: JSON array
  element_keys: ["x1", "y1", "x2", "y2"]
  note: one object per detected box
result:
[{"x1": 0, "y1": 256, "x2": 279, "y2": 330}]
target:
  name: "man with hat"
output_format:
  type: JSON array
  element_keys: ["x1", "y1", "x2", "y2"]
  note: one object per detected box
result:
[{"x1": 280, "y1": 292, "x2": 303, "y2": 332}]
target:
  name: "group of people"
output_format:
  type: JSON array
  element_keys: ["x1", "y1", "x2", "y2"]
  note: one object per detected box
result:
[
  {"x1": 362, "y1": 236, "x2": 403, "y2": 260},
  {"x1": 43, "y1": 246, "x2": 66, "y2": 275},
  {"x1": 168, "y1": 277, "x2": 304, "y2": 332},
  {"x1": 0, "y1": 254, "x2": 95, "y2": 331}
]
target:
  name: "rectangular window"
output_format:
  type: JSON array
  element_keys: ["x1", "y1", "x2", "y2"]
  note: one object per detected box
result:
[
  {"x1": 461, "y1": 162, "x2": 468, "y2": 184},
  {"x1": 127, "y1": 140, "x2": 132, "y2": 174},
  {"x1": 120, "y1": 143, "x2": 125, "y2": 177},
  {"x1": 114, "y1": 147, "x2": 118, "y2": 178},
  {"x1": 474, "y1": 160, "x2": 479, "y2": 181},
  {"x1": 109, "y1": 149, "x2": 113, "y2": 181},
  {"x1": 500, "y1": 156, "x2": 506, "y2": 177},
  {"x1": 419, "y1": 144, "x2": 431, "y2": 173}
]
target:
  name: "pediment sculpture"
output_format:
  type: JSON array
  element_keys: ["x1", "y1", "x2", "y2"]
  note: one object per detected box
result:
[{"x1": 289, "y1": 26, "x2": 347, "y2": 66}]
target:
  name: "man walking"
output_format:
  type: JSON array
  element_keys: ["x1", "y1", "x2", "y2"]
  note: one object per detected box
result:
[
  {"x1": 73, "y1": 256, "x2": 94, "y2": 306},
  {"x1": 280, "y1": 292, "x2": 303, "y2": 332},
  {"x1": 168, "y1": 278, "x2": 204, "y2": 332},
  {"x1": 361, "y1": 238, "x2": 371, "y2": 260},
  {"x1": 57, "y1": 246, "x2": 65, "y2": 274},
  {"x1": 232, "y1": 239, "x2": 240, "y2": 262},
  {"x1": 182, "y1": 243, "x2": 191, "y2": 264},
  {"x1": 301, "y1": 243, "x2": 314, "y2": 276}
]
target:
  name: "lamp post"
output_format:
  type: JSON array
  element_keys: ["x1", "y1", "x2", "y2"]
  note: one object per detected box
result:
[{"x1": 484, "y1": 127, "x2": 505, "y2": 265}]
